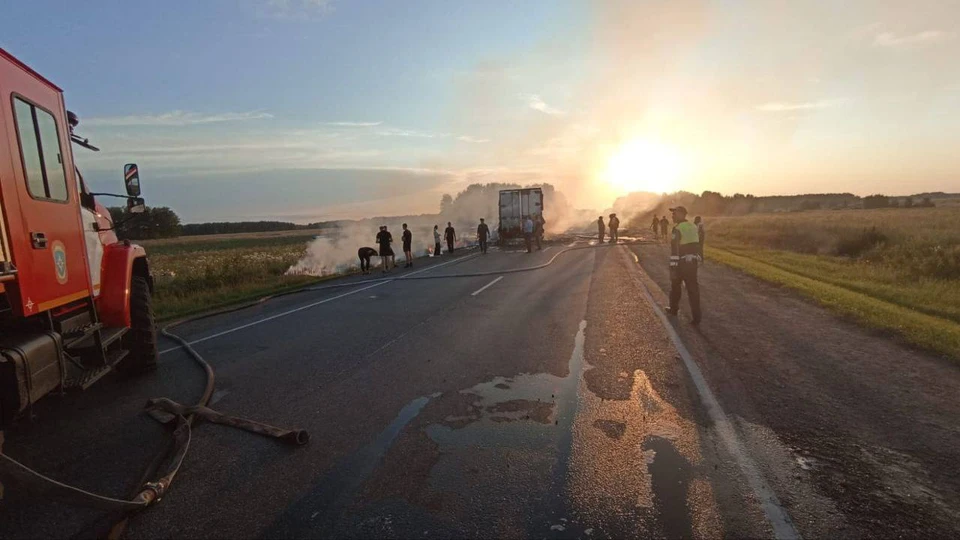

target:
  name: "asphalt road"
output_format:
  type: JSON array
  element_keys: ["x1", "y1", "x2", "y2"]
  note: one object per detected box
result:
[{"x1": 1, "y1": 238, "x2": 957, "y2": 538}]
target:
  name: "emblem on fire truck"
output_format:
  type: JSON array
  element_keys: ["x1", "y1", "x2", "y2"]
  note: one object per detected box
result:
[{"x1": 51, "y1": 240, "x2": 68, "y2": 284}]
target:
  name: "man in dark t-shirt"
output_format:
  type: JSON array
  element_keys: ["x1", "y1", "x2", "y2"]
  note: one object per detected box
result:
[
  {"x1": 376, "y1": 225, "x2": 394, "y2": 272},
  {"x1": 444, "y1": 222, "x2": 456, "y2": 254},
  {"x1": 477, "y1": 218, "x2": 490, "y2": 254},
  {"x1": 401, "y1": 223, "x2": 413, "y2": 268},
  {"x1": 357, "y1": 246, "x2": 378, "y2": 274}
]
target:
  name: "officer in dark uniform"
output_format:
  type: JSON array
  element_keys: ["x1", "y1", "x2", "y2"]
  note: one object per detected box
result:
[{"x1": 665, "y1": 206, "x2": 702, "y2": 324}]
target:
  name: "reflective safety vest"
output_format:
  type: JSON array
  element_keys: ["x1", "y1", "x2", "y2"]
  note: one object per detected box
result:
[
  {"x1": 675, "y1": 221, "x2": 699, "y2": 244},
  {"x1": 671, "y1": 221, "x2": 701, "y2": 265}
]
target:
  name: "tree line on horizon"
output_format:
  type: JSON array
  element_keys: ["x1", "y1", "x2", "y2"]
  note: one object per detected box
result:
[
  {"x1": 617, "y1": 190, "x2": 943, "y2": 230},
  {"x1": 109, "y1": 187, "x2": 951, "y2": 240}
]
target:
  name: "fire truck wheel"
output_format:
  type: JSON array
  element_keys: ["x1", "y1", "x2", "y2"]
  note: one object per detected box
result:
[{"x1": 118, "y1": 275, "x2": 158, "y2": 374}]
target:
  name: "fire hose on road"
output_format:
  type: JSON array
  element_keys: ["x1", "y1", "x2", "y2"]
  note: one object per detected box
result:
[
  {"x1": 0, "y1": 237, "x2": 653, "y2": 536},
  {"x1": 0, "y1": 312, "x2": 311, "y2": 536}
]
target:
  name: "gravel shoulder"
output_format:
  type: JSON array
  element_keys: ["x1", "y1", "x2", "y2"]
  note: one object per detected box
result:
[{"x1": 632, "y1": 242, "x2": 960, "y2": 538}]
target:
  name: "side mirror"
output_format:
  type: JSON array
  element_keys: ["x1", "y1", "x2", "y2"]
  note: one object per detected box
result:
[
  {"x1": 124, "y1": 163, "x2": 141, "y2": 197},
  {"x1": 127, "y1": 197, "x2": 145, "y2": 214}
]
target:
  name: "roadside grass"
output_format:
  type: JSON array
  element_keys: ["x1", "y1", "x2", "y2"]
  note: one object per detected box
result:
[
  {"x1": 144, "y1": 235, "x2": 324, "y2": 320},
  {"x1": 708, "y1": 207, "x2": 960, "y2": 280},
  {"x1": 142, "y1": 233, "x2": 322, "y2": 256},
  {"x1": 714, "y1": 247, "x2": 960, "y2": 324},
  {"x1": 710, "y1": 247, "x2": 960, "y2": 361},
  {"x1": 154, "y1": 275, "x2": 326, "y2": 322},
  {"x1": 697, "y1": 207, "x2": 960, "y2": 360},
  {"x1": 141, "y1": 228, "x2": 329, "y2": 247}
]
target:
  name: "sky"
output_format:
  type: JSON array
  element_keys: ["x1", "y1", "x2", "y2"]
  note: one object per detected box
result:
[{"x1": 2, "y1": 0, "x2": 958, "y2": 223}]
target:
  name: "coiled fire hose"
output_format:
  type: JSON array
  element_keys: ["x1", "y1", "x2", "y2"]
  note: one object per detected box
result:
[
  {"x1": 0, "y1": 311, "x2": 310, "y2": 537},
  {"x1": 0, "y1": 236, "x2": 652, "y2": 536}
]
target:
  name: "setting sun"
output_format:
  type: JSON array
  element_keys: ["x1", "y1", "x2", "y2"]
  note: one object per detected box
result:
[{"x1": 603, "y1": 138, "x2": 684, "y2": 195}]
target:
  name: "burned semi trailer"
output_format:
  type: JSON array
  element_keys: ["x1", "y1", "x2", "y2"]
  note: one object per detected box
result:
[{"x1": 497, "y1": 188, "x2": 543, "y2": 244}]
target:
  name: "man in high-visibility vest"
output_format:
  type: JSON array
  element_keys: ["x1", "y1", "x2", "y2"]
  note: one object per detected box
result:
[{"x1": 665, "y1": 206, "x2": 702, "y2": 324}]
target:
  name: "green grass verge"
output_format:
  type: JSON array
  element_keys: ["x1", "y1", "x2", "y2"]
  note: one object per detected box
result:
[
  {"x1": 716, "y1": 245, "x2": 960, "y2": 324},
  {"x1": 155, "y1": 272, "x2": 349, "y2": 322},
  {"x1": 710, "y1": 247, "x2": 960, "y2": 361}
]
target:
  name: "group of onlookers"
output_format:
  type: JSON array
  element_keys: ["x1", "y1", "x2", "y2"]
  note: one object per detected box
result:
[
  {"x1": 358, "y1": 221, "x2": 465, "y2": 274},
  {"x1": 357, "y1": 213, "x2": 550, "y2": 273}
]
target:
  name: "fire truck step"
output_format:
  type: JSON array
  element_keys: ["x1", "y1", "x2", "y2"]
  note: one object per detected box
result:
[
  {"x1": 63, "y1": 350, "x2": 128, "y2": 390},
  {"x1": 64, "y1": 366, "x2": 111, "y2": 390},
  {"x1": 64, "y1": 326, "x2": 127, "y2": 353}
]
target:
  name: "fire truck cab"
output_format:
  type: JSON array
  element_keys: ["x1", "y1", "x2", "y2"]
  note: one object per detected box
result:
[{"x1": 0, "y1": 48, "x2": 157, "y2": 427}]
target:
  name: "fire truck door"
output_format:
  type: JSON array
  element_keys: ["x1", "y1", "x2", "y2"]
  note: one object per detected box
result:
[{"x1": 8, "y1": 96, "x2": 89, "y2": 315}]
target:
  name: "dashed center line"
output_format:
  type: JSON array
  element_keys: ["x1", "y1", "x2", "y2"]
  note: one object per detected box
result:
[{"x1": 471, "y1": 276, "x2": 503, "y2": 296}]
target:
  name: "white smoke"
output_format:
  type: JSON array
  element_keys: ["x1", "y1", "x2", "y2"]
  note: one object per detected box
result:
[
  {"x1": 286, "y1": 222, "x2": 460, "y2": 277},
  {"x1": 286, "y1": 236, "x2": 367, "y2": 276}
]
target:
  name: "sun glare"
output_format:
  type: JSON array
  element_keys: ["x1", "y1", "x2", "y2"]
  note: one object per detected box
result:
[{"x1": 603, "y1": 138, "x2": 684, "y2": 194}]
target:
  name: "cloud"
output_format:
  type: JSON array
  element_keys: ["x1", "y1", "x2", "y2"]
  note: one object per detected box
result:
[
  {"x1": 85, "y1": 110, "x2": 274, "y2": 127},
  {"x1": 374, "y1": 127, "x2": 488, "y2": 143},
  {"x1": 873, "y1": 30, "x2": 953, "y2": 48},
  {"x1": 521, "y1": 94, "x2": 566, "y2": 116},
  {"x1": 264, "y1": 0, "x2": 335, "y2": 19},
  {"x1": 755, "y1": 99, "x2": 846, "y2": 112},
  {"x1": 376, "y1": 128, "x2": 450, "y2": 138},
  {"x1": 323, "y1": 121, "x2": 383, "y2": 127}
]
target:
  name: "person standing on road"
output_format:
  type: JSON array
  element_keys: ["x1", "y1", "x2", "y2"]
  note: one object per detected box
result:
[
  {"x1": 651, "y1": 216, "x2": 660, "y2": 239},
  {"x1": 445, "y1": 222, "x2": 457, "y2": 254},
  {"x1": 597, "y1": 216, "x2": 606, "y2": 244},
  {"x1": 376, "y1": 225, "x2": 394, "y2": 273},
  {"x1": 665, "y1": 206, "x2": 702, "y2": 325},
  {"x1": 477, "y1": 218, "x2": 490, "y2": 254},
  {"x1": 659, "y1": 216, "x2": 669, "y2": 241},
  {"x1": 608, "y1": 213, "x2": 620, "y2": 243},
  {"x1": 694, "y1": 216, "x2": 705, "y2": 260},
  {"x1": 401, "y1": 223, "x2": 413, "y2": 268},
  {"x1": 433, "y1": 225, "x2": 442, "y2": 256},
  {"x1": 357, "y1": 246, "x2": 378, "y2": 275},
  {"x1": 523, "y1": 216, "x2": 535, "y2": 253}
]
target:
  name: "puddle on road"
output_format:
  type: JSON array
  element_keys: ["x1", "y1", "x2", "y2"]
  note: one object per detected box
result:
[
  {"x1": 419, "y1": 321, "x2": 587, "y2": 535},
  {"x1": 426, "y1": 320, "x2": 586, "y2": 472},
  {"x1": 283, "y1": 315, "x2": 714, "y2": 537},
  {"x1": 418, "y1": 318, "x2": 711, "y2": 537}
]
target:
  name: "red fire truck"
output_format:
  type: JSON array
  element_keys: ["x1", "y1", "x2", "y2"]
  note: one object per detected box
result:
[{"x1": 0, "y1": 48, "x2": 157, "y2": 427}]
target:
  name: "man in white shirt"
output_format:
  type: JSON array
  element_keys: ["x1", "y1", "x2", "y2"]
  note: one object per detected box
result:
[{"x1": 523, "y1": 217, "x2": 535, "y2": 253}]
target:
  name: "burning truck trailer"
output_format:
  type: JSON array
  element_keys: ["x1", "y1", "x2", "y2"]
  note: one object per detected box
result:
[
  {"x1": 497, "y1": 187, "x2": 544, "y2": 245},
  {"x1": 0, "y1": 48, "x2": 157, "y2": 427}
]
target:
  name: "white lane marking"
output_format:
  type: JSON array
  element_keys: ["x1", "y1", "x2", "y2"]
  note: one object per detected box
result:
[
  {"x1": 209, "y1": 389, "x2": 229, "y2": 405},
  {"x1": 542, "y1": 246, "x2": 553, "y2": 252},
  {"x1": 567, "y1": 240, "x2": 578, "y2": 247},
  {"x1": 159, "y1": 254, "x2": 476, "y2": 355},
  {"x1": 619, "y1": 247, "x2": 800, "y2": 540},
  {"x1": 159, "y1": 281, "x2": 386, "y2": 355},
  {"x1": 470, "y1": 276, "x2": 503, "y2": 296}
]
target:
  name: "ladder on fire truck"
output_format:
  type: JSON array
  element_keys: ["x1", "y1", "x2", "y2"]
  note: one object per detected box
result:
[{"x1": 56, "y1": 296, "x2": 129, "y2": 390}]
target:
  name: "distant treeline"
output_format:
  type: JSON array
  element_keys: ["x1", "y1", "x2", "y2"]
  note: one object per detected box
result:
[
  {"x1": 180, "y1": 220, "x2": 340, "y2": 236},
  {"x1": 617, "y1": 190, "x2": 951, "y2": 229},
  {"x1": 108, "y1": 206, "x2": 182, "y2": 240}
]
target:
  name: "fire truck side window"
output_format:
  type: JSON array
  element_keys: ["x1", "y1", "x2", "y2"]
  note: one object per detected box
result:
[
  {"x1": 12, "y1": 97, "x2": 69, "y2": 202},
  {"x1": 13, "y1": 99, "x2": 46, "y2": 198}
]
